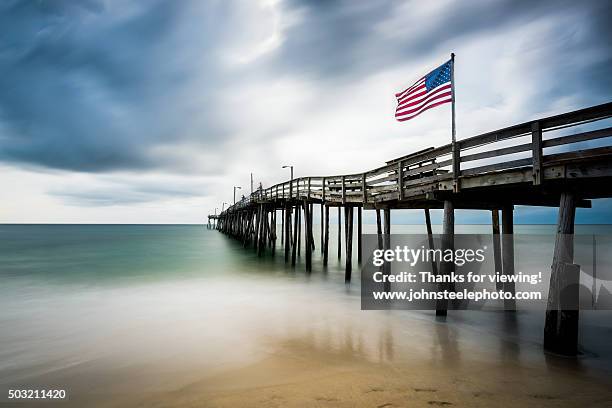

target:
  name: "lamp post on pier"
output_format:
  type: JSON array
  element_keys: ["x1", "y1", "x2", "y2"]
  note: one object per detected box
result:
[
  {"x1": 233, "y1": 186, "x2": 242, "y2": 205},
  {"x1": 282, "y1": 165, "x2": 294, "y2": 198}
]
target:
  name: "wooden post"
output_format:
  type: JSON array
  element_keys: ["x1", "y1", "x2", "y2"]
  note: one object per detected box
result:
[
  {"x1": 362, "y1": 173, "x2": 367, "y2": 203},
  {"x1": 297, "y1": 203, "x2": 302, "y2": 257},
  {"x1": 285, "y1": 206, "x2": 292, "y2": 263},
  {"x1": 398, "y1": 160, "x2": 404, "y2": 200},
  {"x1": 320, "y1": 203, "x2": 324, "y2": 253},
  {"x1": 322, "y1": 177, "x2": 326, "y2": 201},
  {"x1": 341, "y1": 176, "x2": 346, "y2": 205},
  {"x1": 502, "y1": 205, "x2": 516, "y2": 310},
  {"x1": 257, "y1": 205, "x2": 264, "y2": 257},
  {"x1": 309, "y1": 203, "x2": 315, "y2": 251},
  {"x1": 345, "y1": 206, "x2": 353, "y2": 282},
  {"x1": 255, "y1": 205, "x2": 261, "y2": 253},
  {"x1": 544, "y1": 192, "x2": 579, "y2": 356},
  {"x1": 383, "y1": 208, "x2": 391, "y2": 292},
  {"x1": 271, "y1": 209, "x2": 276, "y2": 255},
  {"x1": 304, "y1": 200, "x2": 312, "y2": 272},
  {"x1": 292, "y1": 204, "x2": 299, "y2": 266},
  {"x1": 452, "y1": 142, "x2": 461, "y2": 192},
  {"x1": 337, "y1": 207, "x2": 342, "y2": 259},
  {"x1": 532, "y1": 121, "x2": 543, "y2": 185},
  {"x1": 281, "y1": 207, "x2": 284, "y2": 245},
  {"x1": 357, "y1": 207, "x2": 362, "y2": 264},
  {"x1": 436, "y1": 200, "x2": 454, "y2": 317},
  {"x1": 323, "y1": 205, "x2": 330, "y2": 266},
  {"x1": 376, "y1": 208, "x2": 383, "y2": 250},
  {"x1": 424, "y1": 209, "x2": 438, "y2": 276},
  {"x1": 492, "y1": 210, "x2": 503, "y2": 291}
]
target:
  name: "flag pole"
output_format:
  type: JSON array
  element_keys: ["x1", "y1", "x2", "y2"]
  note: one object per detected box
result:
[
  {"x1": 450, "y1": 52, "x2": 459, "y2": 191},
  {"x1": 450, "y1": 52, "x2": 456, "y2": 144}
]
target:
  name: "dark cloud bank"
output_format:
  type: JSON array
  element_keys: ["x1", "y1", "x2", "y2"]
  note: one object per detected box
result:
[{"x1": 0, "y1": 1, "x2": 611, "y2": 215}]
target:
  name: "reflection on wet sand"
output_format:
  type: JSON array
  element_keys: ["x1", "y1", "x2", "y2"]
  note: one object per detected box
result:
[
  {"x1": 499, "y1": 312, "x2": 520, "y2": 363},
  {"x1": 432, "y1": 319, "x2": 461, "y2": 367},
  {"x1": 110, "y1": 313, "x2": 612, "y2": 408}
]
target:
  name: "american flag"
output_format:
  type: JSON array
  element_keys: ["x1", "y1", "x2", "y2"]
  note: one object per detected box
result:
[{"x1": 395, "y1": 59, "x2": 453, "y2": 122}]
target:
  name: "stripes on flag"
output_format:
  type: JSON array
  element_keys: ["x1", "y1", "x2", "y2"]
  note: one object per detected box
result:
[{"x1": 395, "y1": 59, "x2": 452, "y2": 122}]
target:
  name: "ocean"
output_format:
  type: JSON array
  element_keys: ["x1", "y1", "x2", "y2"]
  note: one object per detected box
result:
[{"x1": 1, "y1": 224, "x2": 611, "y2": 406}]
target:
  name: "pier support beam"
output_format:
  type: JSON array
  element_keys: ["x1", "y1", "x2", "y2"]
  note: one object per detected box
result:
[
  {"x1": 436, "y1": 200, "x2": 454, "y2": 317},
  {"x1": 292, "y1": 204, "x2": 298, "y2": 266},
  {"x1": 424, "y1": 209, "x2": 438, "y2": 276},
  {"x1": 345, "y1": 206, "x2": 354, "y2": 282},
  {"x1": 492, "y1": 210, "x2": 503, "y2": 291},
  {"x1": 338, "y1": 207, "x2": 342, "y2": 259},
  {"x1": 285, "y1": 206, "x2": 292, "y2": 263},
  {"x1": 323, "y1": 205, "x2": 330, "y2": 267},
  {"x1": 304, "y1": 200, "x2": 312, "y2": 272},
  {"x1": 271, "y1": 209, "x2": 276, "y2": 255},
  {"x1": 383, "y1": 208, "x2": 391, "y2": 292},
  {"x1": 376, "y1": 208, "x2": 383, "y2": 250},
  {"x1": 320, "y1": 204, "x2": 324, "y2": 253},
  {"x1": 297, "y1": 204, "x2": 302, "y2": 257},
  {"x1": 544, "y1": 192, "x2": 579, "y2": 356},
  {"x1": 357, "y1": 207, "x2": 362, "y2": 264},
  {"x1": 281, "y1": 208, "x2": 284, "y2": 245},
  {"x1": 502, "y1": 206, "x2": 516, "y2": 310}
]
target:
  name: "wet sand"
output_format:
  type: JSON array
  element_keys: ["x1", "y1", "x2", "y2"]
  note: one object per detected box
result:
[
  {"x1": 41, "y1": 305, "x2": 607, "y2": 408},
  {"x1": 100, "y1": 332, "x2": 612, "y2": 408}
]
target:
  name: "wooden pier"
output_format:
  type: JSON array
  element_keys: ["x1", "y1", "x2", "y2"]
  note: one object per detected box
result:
[{"x1": 209, "y1": 102, "x2": 612, "y2": 356}]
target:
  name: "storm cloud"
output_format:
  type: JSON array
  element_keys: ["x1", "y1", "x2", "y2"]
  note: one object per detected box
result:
[{"x1": 0, "y1": 0, "x2": 610, "y2": 219}]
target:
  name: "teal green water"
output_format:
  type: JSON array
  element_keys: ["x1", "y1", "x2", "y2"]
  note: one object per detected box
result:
[{"x1": 1, "y1": 224, "x2": 612, "y2": 402}]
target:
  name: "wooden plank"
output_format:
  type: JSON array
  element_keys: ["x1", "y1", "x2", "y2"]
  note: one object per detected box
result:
[
  {"x1": 461, "y1": 157, "x2": 532, "y2": 176},
  {"x1": 460, "y1": 142, "x2": 533, "y2": 163},
  {"x1": 542, "y1": 127, "x2": 612, "y2": 149},
  {"x1": 543, "y1": 146, "x2": 612, "y2": 165},
  {"x1": 403, "y1": 158, "x2": 452, "y2": 179},
  {"x1": 453, "y1": 168, "x2": 532, "y2": 189},
  {"x1": 540, "y1": 102, "x2": 612, "y2": 129},
  {"x1": 386, "y1": 146, "x2": 436, "y2": 165}
]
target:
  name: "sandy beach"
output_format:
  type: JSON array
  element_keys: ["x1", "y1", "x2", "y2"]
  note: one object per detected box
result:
[{"x1": 101, "y1": 329, "x2": 612, "y2": 408}]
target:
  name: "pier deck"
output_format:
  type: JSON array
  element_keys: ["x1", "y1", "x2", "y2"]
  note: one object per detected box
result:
[{"x1": 209, "y1": 102, "x2": 612, "y2": 356}]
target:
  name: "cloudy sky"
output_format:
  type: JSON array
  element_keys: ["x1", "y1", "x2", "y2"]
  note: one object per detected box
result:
[{"x1": 0, "y1": 0, "x2": 611, "y2": 224}]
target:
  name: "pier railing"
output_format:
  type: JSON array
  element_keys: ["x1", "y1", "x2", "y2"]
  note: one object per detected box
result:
[{"x1": 222, "y1": 102, "x2": 612, "y2": 215}]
